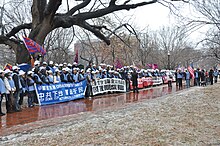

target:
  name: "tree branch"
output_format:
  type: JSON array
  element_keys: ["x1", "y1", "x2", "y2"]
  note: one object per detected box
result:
[
  {"x1": 78, "y1": 21, "x2": 110, "y2": 45},
  {"x1": 67, "y1": 0, "x2": 91, "y2": 16},
  {"x1": 6, "y1": 23, "x2": 32, "y2": 37},
  {"x1": 44, "y1": 0, "x2": 62, "y2": 16},
  {"x1": 109, "y1": 0, "x2": 117, "y2": 6},
  {"x1": 75, "y1": 0, "x2": 158, "y2": 20}
]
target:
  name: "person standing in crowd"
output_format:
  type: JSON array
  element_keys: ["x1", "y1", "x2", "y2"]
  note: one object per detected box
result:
[
  {"x1": 60, "y1": 68, "x2": 72, "y2": 83},
  {"x1": 47, "y1": 70, "x2": 54, "y2": 84},
  {"x1": 209, "y1": 68, "x2": 214, "y2": 85},
  {"x1": 4, "y1": 69, "x2": 16, "y2": 113},
  {"x1": 194, "y1": 69, "x2": 200, "y2": 86},
  {"x1": 39, "y1": 67, "x2": 50, "y2": 84},
  {"x1": 85, "y1": 69, "x2": 93, "y2": 98},
  {"x1": 47, "y1": 61, "x2": 55, "y2": 73},
  {"x1": 26, "y1": 71, "x2": 36, "y2": 108},
  {"x1": 200, "y1": 69, "x2": 206, "y2": 86},
  {"x1": 12, "y1": 66, "x2": 22, "y2": 112},
  {"x1": 213, "y1": 69, "x2": 219, "y2": 83},
  {"x1": 176, "y1": 70, "x2": 183, "y2": 89},
  {"x1": 85, "y1": 61, "x2": 93, "y2": 71},
  {"x1": 33, "y1": 68, "x2": 43, "y2": 85},
  {"x1": 78, "y1": 69, "x2": 85, "y2": 82},
  {"x1": 0, "y1": 70, "x2": 6, "y2": 116},
  {"x1": 185, "y1": 69, "x2": 190, "y2": 88},
  {"x1": 72, "y1": 68, "x2": 79, "y2": 82},
  {"x1": 54, "y1": 69, "x2": 61, "y2": 84},
  {"x1": 19, "y1": 70, "x2": 27, "y2": 107},
  {"x1": 131, "y1": 69, "x2": 139, "y2": 93}
]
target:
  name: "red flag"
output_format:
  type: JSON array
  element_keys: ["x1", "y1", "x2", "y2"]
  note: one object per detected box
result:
[
  {"x1": 23, "y1": 37, "x2": 46, "y2": 56},
  {"x1": 188, "y1": 66, "x2": 195, "y2": 78},
  {"x1": 74, "y1": 48, "x2": 78, "y2": 63}
]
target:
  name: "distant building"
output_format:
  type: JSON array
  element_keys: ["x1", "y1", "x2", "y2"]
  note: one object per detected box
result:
[{"x1": 0, "y1": 44, "x2": 16, "y2": 68}]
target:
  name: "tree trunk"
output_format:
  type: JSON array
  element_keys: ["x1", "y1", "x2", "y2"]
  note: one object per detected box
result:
[{"x1": 14, "y1": 43, "x2": 31, "y2": 64}]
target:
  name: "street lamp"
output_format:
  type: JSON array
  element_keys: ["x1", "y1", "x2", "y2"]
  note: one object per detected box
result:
[{"x1": 167, "y1": 51, "x2": 170, "y2": 70}]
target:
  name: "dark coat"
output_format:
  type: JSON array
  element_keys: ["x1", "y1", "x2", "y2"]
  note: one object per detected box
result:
[
  {"x1": 12, "y1": 72, "x2": 22, "y2": 91},
  {"x1": 131, "y1": 72, "x2": 138, "y2": 86}
]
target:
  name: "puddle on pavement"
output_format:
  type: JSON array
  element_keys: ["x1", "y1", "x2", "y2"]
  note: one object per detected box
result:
[{"x1": 0, "y1": 84, "x2": 184, "y2": 129}]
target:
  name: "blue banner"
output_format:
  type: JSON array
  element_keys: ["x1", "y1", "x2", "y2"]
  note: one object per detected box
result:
[{"x1": 35, "y1": 80, "x2": 87, "y2": 106}]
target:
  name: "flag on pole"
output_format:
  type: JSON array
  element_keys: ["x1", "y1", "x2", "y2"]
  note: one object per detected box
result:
[
  {"x1": 147, "y1": 64, "x2": 158, "y2": 69},
  {"x1": 188, "y1": 65, "x2": 195, "y2": 79},
  {"x1": 74, "y1": 48, "x2": 79, "y2": 64},
  {"x1": 23, "y1": 37, "x2": 46, "y2": 56},
  {"x1": 4, "y1": 63, "x2": 12, "y2": 71},
  {"x1": 114, "y1": 58, "x2": 123, "y2": 69}
]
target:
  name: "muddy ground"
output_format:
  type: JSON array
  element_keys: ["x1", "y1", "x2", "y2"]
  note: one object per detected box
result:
[{"x1": 1, "y1": 83, "x2": 220, "y2": 146}]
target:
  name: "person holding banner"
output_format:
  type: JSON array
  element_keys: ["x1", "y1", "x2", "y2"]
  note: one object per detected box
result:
[
  {"x1": 54, "y1": 69, "x2": 61, "y2": 84},
  {"x1": 60, "y1": 68, "x2": 72, "y2": 83}
]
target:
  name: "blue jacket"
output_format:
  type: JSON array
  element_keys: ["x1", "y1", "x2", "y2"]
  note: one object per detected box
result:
[{"x1": 0, "y1": 78, "x2": 6, "y2": 94}]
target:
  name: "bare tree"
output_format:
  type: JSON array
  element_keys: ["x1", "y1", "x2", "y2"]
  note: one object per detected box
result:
[{"x1": 0, "y1": 0, "x2": 187, "y2": 64}]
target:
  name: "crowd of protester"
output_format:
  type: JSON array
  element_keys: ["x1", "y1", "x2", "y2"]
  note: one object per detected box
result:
[
  {"x1": 175, "y1": 68, "x2": 219, "y2": 89},
  {"x1": 0, "y1": 60, "x2": 219, "y2": 116}
]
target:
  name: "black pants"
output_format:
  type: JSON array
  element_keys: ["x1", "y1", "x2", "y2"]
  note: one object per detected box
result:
[
  {"x1": 168, "y1": 80, "x2": 172, "y2": 87},
  {"x1": 85, "y1": 84, "x2": 92, "y2": 97},
  {"x1": 177, "y1": 78, "x2": 182, "y2": 89},
  {"x1": 214, "y1": 76, "x2": 218, "y2": 83},
  {"x1": 6, "y1": 94, "x2": 14, "y2": 112},
  {"x1": 210, "y1": 77, "x2": 213, "y2": 85},
  {"x1": 0, "y1": 94, "x2": 5, "y2": 113},
  {"x1": 133, "y1": 85, "x2": 139, "y2": 93},
  {"x1": 19, "y1": 90, "x2": 25, "y2": 105}
]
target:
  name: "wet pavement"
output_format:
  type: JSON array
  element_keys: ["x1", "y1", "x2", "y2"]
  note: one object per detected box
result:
[{"x1": 0, "y1": 83, "x2": 184, "y2": 135}]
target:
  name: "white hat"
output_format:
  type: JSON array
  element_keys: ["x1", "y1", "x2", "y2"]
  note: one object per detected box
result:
[
  {"x1": 103, "y1": 69, "x2": 107, "y2": 72},
  {"x1": 12, "y1": 66, "x2": 19, "y2": 70},
  {"x1": 62, "y1": 68, "x2": 66, "y2": 71},
  {"x1": 73, "y1": 68, "x2": 77, "y2": 71},
  {"x1": 42, "y1": 62, "x2": 47, "y2": 65},
  {"x1": 49, "y1": 61, "x2": 53, "y2": 65},
  {"x1": 27, "y1": 71, "x2": 33, "y2": 75},
  {"x1": 39, "y1": 66, "x2": 46, "y2": 71},
  {"x1": 86, "y1": 69, "x2": 91, "y2": 73},
  {"x1": 59, "y1": 64, "x2": 63, "y2": 67},
  {"x1": 55, "y1": 69, "x2": 60, "y2": 72},
  {"x1": 0, "y1": 69, "x2": 4, "y2": 73},
  {"x1": 80, "y1": 69, "x2": 84, "y2": 72},
  {"x1": 109, "y1": 70, "x2": 114, "y2": 73},
  {"x1": 47, "y1": 70, "x2": 53, "y2": 74},
  {"x1": 55, "y1": 63, "x2": 58, "y2": 67},
  {"x1": 91, "y1": 71, "x2": 96, "y2": 74},
  {"x1": 19, "y1": 70, "x2": 26, "y2": 76},
  {"x1": 73, "y1": 62, "x2": 77, "y2": 65},
  {"x1": 4, "y1": 69, "x2": 12, "y2": 74},
  {"x1": 95, "y1": 70, "x2": 99, "y2": 73},
  {"x1": 92, "y1": 64, "x2": 96, "y2": 67},
  {"x1": 34, "y1": 61, "x2": 40, "y2": 66},
  {"x1": 63, "y1": 62, "x2": 67, "y2": 65},
  {"x1": 67, "y1": 63, "x2": 72, "y2": 67}
]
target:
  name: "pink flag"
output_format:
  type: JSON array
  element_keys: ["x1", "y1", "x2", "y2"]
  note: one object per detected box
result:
[
  {"x1": 115, "y1": 58, "x2": 123, "y2": 69},
  {"x1": 74, "y1": 49, "x2": 78, "y2": 63}
]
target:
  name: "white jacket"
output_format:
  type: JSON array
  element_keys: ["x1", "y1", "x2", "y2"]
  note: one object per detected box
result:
[{"x1": 4, "y1": 78, "x2": 16, "y2": 94}]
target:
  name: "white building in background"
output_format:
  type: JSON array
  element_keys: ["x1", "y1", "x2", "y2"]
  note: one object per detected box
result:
[{"x1": 0, "y1": 44, "x2": 16, "y2": 68}]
